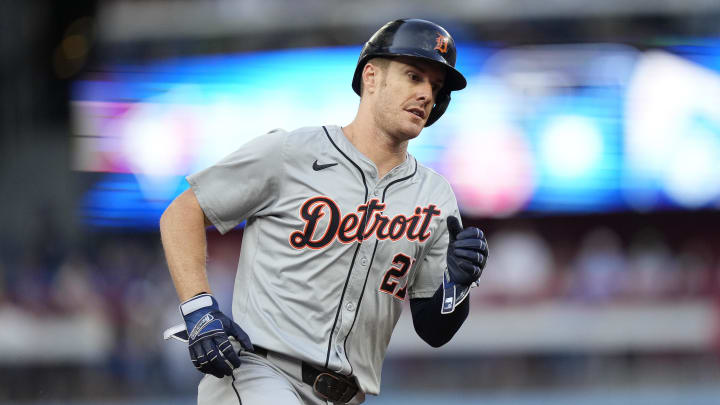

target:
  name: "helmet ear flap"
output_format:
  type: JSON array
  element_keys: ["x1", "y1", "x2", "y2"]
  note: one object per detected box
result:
[{"x1": 425, "y1": 91, "x2": 450, "y2": 127}]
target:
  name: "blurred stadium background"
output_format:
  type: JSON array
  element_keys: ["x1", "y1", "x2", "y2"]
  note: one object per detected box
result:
[{"x1": 2, "y1": 0, "x2": 720, "y2": 404}]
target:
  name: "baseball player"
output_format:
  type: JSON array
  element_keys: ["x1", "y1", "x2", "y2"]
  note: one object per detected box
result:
[{"x1": 160, "y1": 19, "x2": 488, "y2": 405}]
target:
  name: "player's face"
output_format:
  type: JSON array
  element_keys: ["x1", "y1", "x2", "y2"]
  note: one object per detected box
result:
[{"x1": 373, "y1": 57, "x2": 446, "y2": 141}]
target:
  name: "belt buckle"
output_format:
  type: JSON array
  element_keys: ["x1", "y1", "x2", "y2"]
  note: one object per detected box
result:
[{"x1": 312, "y1": 372, "x2": 344, "y2": 402}]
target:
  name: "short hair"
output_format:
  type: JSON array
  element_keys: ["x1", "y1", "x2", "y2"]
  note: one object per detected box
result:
[{"x1": 359, "y1": 57, "x2": 391, "y2": 97}]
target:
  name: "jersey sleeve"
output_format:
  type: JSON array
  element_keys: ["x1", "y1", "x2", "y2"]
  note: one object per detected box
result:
[
  {"x1": 407, "y1": 191, "x2": 461, "y2": 299},
  {"x1": 186, "y1": 129, "x2": 287, "y2": 234}
]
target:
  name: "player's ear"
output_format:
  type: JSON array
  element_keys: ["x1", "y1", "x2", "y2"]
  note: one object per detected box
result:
[{"x1": 361, "y1": 62, "x2": 378, "y2": 95}]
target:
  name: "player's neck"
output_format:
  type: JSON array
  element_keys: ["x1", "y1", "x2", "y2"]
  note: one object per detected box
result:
[{"x1": 342, "y1": 121, "x2": 407, "y2": 179}]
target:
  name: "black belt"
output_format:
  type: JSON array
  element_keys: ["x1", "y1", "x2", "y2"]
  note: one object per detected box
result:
[{"x1": 253, "y1": 346, "x2": 358, "y2": 403}]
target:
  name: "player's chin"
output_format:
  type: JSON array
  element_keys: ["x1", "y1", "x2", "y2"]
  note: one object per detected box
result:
[{"x1": 400, "y1": 118, "x2": 424, "y2": 139}]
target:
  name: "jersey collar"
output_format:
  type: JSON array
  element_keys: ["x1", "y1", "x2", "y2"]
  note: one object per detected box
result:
[{"x1": 326, "y1": 125, "x2": 414, "y2": 181}]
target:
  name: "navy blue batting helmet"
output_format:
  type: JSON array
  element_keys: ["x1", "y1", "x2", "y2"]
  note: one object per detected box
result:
[{"x1": 352, "y1": 19, "x2": 467, "y2": 126}]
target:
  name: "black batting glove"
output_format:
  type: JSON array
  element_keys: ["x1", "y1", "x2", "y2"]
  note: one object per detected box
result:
[
  {"x1": 446, "y1": 216, "x2": 488, "y2": 286},
  {"x1": 180, "y1": 293, "x2": 253, "y2": 378}
]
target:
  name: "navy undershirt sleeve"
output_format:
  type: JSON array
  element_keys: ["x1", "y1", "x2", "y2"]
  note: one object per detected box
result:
[{"x1": 409, "y1": 285, "x2": 469, "y2": 347}]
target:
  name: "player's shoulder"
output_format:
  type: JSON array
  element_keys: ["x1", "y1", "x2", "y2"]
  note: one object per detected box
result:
[
  {"x1": 412, "y1": 158, "x2": 458, "y2": 204},
  {"x1": 243, "y1": 127, "x2": 289, "y2": 147},
  {"x1": 285, "y1": 126, "x2": 330, "y2": 139},
  {"x1": 269, "y1": 125, "x2": 329, "y2": 148},
  {"x1": 253, "y1": 126, "x2": 327, "y2": 138},
  {"x1": 251, "y1": 126, "x2": 328, "y2": 149},
  {"x1": 413, "y1": 159, "x2": 454, "y2": 192}
]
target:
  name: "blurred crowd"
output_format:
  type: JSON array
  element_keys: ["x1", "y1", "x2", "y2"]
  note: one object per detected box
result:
[
  {"x1": 0, "y1": 214, "x2": 719, "y2": 399},
  {"x1": 479, "y1": 222, "x2": 718, "y2": 304}
]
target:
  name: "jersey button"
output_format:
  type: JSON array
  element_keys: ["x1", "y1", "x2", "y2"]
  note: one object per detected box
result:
[
  {"x1": 373, "y1": 190, "x2": 380, "y2": 196},
  {"x1": 360, "y1": 257, "x2": 368, "y2": 266},
  {"x1": 345, "y1": 302, "x2": 355, "y2": 312}
]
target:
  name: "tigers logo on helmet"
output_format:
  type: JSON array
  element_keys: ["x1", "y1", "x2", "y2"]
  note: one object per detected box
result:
[{"x1": 434, "y1": 34, "x2": 449, "y2": 54}]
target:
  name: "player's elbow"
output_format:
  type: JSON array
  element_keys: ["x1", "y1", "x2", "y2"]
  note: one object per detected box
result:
[
  {"x1": 410, "y1": 294, "x2": 469, "y2": 349},
  {"x1": 413, "y1": 318, "x2": 456, "y2": 348},
  {"x1": 417, "y1": 330, "x2": 452, "y2": 348}
]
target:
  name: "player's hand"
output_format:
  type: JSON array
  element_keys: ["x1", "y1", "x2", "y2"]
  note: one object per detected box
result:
[
  {"x1": 446, "y1": 216, "x2": 488, "y2": 286},
  {"x1": 180, "y1": 293, "x2": 253, "y2": 378}
]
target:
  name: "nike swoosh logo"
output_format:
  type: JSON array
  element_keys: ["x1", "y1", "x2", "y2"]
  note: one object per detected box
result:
[{"x1": 313, "y1": 160, "x2": 338, "y2": 171}]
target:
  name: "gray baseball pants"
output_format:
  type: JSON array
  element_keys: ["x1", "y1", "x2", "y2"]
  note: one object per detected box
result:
[{"x1": 197, "y1": 346, "x2": 365, "y2": 405}]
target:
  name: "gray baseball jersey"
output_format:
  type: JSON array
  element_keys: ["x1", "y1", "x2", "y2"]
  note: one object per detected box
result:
[{"x1": 187, "y1": 125, "x2": 460, "y2": 395}]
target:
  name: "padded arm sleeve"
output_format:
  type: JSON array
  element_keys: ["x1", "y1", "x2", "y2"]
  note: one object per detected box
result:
[{"x1": 409, "y1": 284, "x2": 469, "y2": 348}]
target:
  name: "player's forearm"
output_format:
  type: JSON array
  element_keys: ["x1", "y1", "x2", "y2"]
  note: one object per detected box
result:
[
  {"x1": 160, "y1": 189, "x2": 212, "y2": 302},
  {"x1": 409, "y1": 285, "x2": 469, "y2": 347}
]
